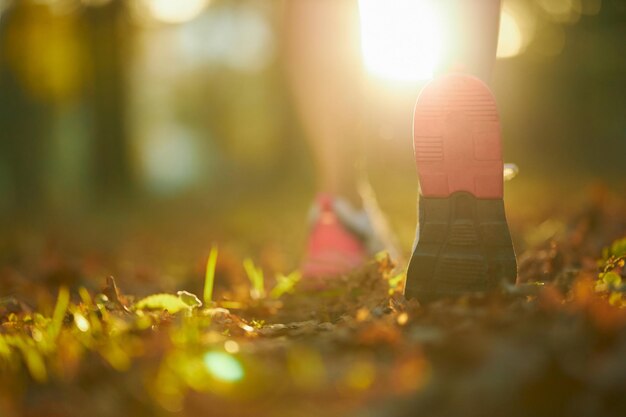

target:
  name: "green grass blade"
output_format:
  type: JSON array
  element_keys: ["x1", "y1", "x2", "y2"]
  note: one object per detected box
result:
[
  {"x1": 204, "y1": 246, "x2": 219, "y2": 305},
  {"x1": 243, "y1": 258, "x2": 265, "y2": 299},
  {"x1": 270, "y1": 271, "x2": 301, "y2": 299},
  {"x1": 22, "y1": 344, "x2": 47, "y2": 383},
  {"x1": 49, "y1": 286, "x2": 70, "y2": 340}
]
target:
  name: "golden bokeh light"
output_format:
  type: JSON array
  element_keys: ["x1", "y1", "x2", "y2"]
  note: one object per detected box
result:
[
  {"x1": 497, "y1": 0, "x2": 538, "y2": 60},
  {"x1": 73, "y1": 313, "x2": 91, "y2": 332},
  {"x1": 203, "y1": 352, "x2": 244, "y2": 382},
  {"x1": 359, "y1": 0, "x2": 443, "y2": 82},
  {"x1": 535, "y1": 0, "x2": 582, "y2": 24},
  {"x1": 142, "y1": 0, "x2": 209, "y2": 24},
  {"x1": 224, "y1": 340, "x2": 240, "y2": 354},
  {"x1": 496, "y1": 7, "x2": 524, "y2": 59},
  {"x1": 345, "y1": 360, "x2": 376, "y2": 390}
]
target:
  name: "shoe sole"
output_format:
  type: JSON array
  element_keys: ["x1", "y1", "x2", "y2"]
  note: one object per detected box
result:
[{"x1": 405, "y1": 74, "x2": 517, "y2": 303}]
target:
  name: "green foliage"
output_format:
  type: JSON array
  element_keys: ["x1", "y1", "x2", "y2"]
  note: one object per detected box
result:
[
  {"x1": 602, "y1": 271, "x2": 622, "y2": 288},
  {"x1": 204, "y1": 246, "x2": 219, "y2": 305},
  {"x1": 0, "y1": 335, "x2": 10, "y2": 358},
  {"x1": 270, "y1": 271, "x2": 301, "y2": 299},
  {"x1": 243, "y1": 258, "x2": 265, "y2": 299},
  {"x1": 388, "y1": 273, "x2": 405, "y2": 292},
  {"x1": 21, "y1": 344, "x2": 47, "y2": 383},
  {"x1": 602, "y1": 237, "x2": 626, "y2": 261},
  {"x1": 596, "y1": 237, "x2": 626, "y2": 307},
  {"x1": 135, "y1": 292, "x2": 202, "y2": 314},
  {"x1": 49, "y1": 286, "x2": 70, "y2": 340},
  {"x1": 178, "y1": 291, "x2": 203, "y2": 308}
]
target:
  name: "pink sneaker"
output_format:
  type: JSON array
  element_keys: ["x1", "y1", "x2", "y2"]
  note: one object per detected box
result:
[
  {"x1": 300, "y1": 194, "x2": 368, "y2": 280},
  {"x1": 405, "y1": 74, "x2": 517, "y2": 303}
]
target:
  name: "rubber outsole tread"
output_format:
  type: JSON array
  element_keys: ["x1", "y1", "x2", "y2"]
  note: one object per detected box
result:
[
  {"x1": 412, "y1": 74, "x2": 504, "y2": 199},
  {"x1": 405, "y1": 194, "x2": 517, "y2": 303}
]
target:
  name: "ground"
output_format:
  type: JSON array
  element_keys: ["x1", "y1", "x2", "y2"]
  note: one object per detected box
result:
[{"x1": 1, "y1": 186, "x2": 626, "y2": 417}]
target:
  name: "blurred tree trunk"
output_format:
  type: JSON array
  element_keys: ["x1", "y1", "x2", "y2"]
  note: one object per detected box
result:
[
  {"x1": 0, "y1": 3, "x2": 50, "y2": 214},
  {"x1": 83, "y1": 0, "x2": 134, "y2": 204},
  {"x1": 0, "y1": 69, "x2": 50, "y2": 213}
]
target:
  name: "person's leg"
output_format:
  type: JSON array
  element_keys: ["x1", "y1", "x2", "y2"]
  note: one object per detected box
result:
[
  {"x1": 284, "y1": 0, "x2": 363, "y2": 205},
  {"x1": 285, "y1": 0, "x2": 502, "y2": 206},
  {"x1": 437, "y1": 0, "x2": 501, "y2": 83},
  {"x1": 285, "y1": 0, "x2": 377, "y2": 280}
]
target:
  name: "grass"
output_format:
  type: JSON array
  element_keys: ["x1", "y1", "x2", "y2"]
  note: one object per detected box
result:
[
  {"x1": 243, "y1": 258, "x2": 265, "y2": 299},
  {"x1": 204, "y1": 246, "x2": 219, "y2": 305}
]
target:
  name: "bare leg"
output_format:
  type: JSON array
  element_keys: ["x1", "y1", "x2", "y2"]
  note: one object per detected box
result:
[
  {"x1": 438, "y1": 0, "x2": 501, "y2": 82},
  {"x1": 284, "y1": 0, "x2": 362, "y2": 204}
]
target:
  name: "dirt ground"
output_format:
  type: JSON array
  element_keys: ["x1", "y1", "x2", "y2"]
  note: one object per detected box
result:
[{"x1": 1, "y1": 186, "x2": 626, "y2": 417}]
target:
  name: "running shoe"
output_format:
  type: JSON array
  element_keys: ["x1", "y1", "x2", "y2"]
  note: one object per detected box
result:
[
  {"x1": 300, "y1": 194, "x2": 369, "y2": 280},
  {"x1": 405, "y1": 73, "x2": 517, "y2": 302}
]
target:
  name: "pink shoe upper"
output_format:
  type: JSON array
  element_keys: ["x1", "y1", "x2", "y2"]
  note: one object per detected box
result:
[{"x1": 300, "y1": 194, "x2": 367, "y2": 279}]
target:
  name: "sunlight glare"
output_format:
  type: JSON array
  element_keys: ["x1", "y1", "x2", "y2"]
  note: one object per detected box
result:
[
  {"x1": 496, "y1": 7, "x2": 524, "y2": 59},
  {"x1": 203, "y1": 352, "x2": 244, "y2": 382},
  {"x1": 536, "y1": 0, "x2": 581, "y2": 23},
  {"x1": 224, "y1": 340, "x2": 240, "y2": 354},
  {"x1": 145, "y1": 0, "x2": 209, "y2": 24},
  {"x1": 74, "y1": 313, "x2": 91, "y2": 333},
  {"x1": 359, "y1": 0, "x2": 443, "y2": 82}
]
